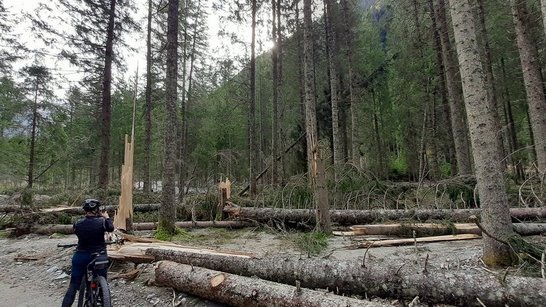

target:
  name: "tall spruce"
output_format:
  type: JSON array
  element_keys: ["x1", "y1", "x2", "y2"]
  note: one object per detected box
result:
[
  {"x1": 160, "y1": 0, "x2": 180, "y2": 234},
  {"x1": 22, "y1": 65, "x2": 51, "y2": 189},
  {"x1": 448, "y1": 0, "x2": 514, "y2": 266}
]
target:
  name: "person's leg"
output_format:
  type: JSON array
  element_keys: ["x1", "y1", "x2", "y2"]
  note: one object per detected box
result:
[{"x1": 61, "y1": 251, "x2": 89, "y2": 307}]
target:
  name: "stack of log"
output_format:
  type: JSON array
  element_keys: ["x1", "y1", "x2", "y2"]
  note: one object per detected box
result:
[{"x1": 107, "y1": 239, "x2": 546, "y2": 306}]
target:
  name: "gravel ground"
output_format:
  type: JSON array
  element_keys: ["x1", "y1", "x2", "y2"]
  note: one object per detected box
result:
[{"x1": 0, "y1": 227, "x2": 537, "y2": 307}]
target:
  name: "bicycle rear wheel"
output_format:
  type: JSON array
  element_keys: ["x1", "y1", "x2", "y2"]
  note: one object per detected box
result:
[
  {"x1": 77, "y1": 277, "x2": 86, "y2": 307},
  {"x1": 93, "y1": 276, "x2": 111, "y2": 307}
]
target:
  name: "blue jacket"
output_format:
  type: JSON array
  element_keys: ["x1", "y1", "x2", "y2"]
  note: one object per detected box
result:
[{"x1": 74, "y1": 215, "x2": 114, "y2": 252}]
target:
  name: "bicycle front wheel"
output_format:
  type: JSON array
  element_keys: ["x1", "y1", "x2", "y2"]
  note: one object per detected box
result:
[{"x1": 93, "y1": 276, "x2": 111, "y2": 307}]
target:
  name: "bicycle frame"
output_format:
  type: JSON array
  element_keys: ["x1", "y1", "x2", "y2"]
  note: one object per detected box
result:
[{"x1": 80, "y1": 252, "x2": 109, "y2": 307}]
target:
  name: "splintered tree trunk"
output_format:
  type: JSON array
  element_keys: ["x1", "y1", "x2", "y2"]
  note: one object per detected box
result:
[
  {"x1": 148, "y1": 251, "x2": 546, "y2": 306},
  {"x1": 303, "y1": 0, "x2": 331, "y2": 233},
  {"x1": 448, "y1": 0, "x2": 514, "y2": 267},
  {"x1": 433, "y1": 0, "x2": 471, "y2": 175},
  {"x1": 98, "y1": 0, "x2": 116, "y2": 190},
  {"x1": 160, "y1": 0, "x2": 179, "y2": 234},
  {"x1": 155, "y1": 261, "x2": 377, "y2": 307},
  {"x1": 510, "y1": 0, "x2": 546, "y2": 175},
  {"x1": 224, "y1": 206, "x2": 546, "y2": 225}
]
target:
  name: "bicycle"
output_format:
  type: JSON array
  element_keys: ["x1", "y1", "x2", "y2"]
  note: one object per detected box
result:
[{"x1": 59, "y1": 243, "x2": 113, "y2": 307}]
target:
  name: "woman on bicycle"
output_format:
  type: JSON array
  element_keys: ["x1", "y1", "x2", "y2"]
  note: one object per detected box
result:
[{"x1": 61, "y1": 198, "x2": 115, "y2": 307}]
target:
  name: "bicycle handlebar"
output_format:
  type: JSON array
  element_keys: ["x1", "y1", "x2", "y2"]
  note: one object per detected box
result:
[{"x1": 57, "y1": 241, "x2": 117, "y2": 248}]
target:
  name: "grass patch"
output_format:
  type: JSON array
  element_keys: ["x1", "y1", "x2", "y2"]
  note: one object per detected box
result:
[
  {"x1": 291, "y1": 231, "x2": 330, "y2": 256},
  {"x1": 0, "y1": 230, "x2": 9, "y2": 238}
]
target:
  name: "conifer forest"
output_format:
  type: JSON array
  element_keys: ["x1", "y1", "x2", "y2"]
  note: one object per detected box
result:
[{"x1": 1, "y1": 0, "x2": 546, "y2": 306}]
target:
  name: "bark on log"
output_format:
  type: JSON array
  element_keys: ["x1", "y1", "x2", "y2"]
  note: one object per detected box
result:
[
  {"x1": 147, "y1": 249, "x2": 546, "y2": 306},
  {"x1": 341, "y1": 223, "x2": 546, "y2": 237},
  {"x1": 224, "y1": 207, "x2": 546, "y2": 225},
  {"x1": 349, "y1": 234, "x2": 481, "y2": 248},
  {"x1": 31, "y1": 220, "x2": 255, "y2": 235},
  {"x1": 349, "y1": 223, "x2": 481, "y2": 235},
  {"x1": 155, "y1": 261, "x2": 378, "y2": 307}
]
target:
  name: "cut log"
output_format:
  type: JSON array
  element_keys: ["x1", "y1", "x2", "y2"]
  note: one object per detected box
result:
[
  {"x1": 349, "y1": 234, "x2": 481, "y2": 249},
  {"x1": 31, "y1": 220, "x2": 254, "y2": 235},
  {"x1": 147, "y1": 249, "x2": 546, "y2": 306},
  {"x1": 343, "y1": 223, "x2": 546, "y2": 237},
  {"x1": 109, "y1": 242, "x2": 253, "y2": 264},
  {"x1": 155, "y1": 261, "x2": 378, "y2": 307},
  {"x1": 349, "y1": 223, "x2": 481, "y2": 236},
  {"x1": 224, "y1": 206, "x2": 546, "y2": 225}
]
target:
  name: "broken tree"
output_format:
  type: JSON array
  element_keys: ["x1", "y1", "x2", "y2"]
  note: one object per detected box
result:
[{"x1": 224, "y1": 206, "x2": 546, "y2": 225}]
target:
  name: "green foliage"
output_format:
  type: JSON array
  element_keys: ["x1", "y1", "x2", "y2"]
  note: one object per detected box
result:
[
  {"x1": 291, "y1": 232, "x2": 330, "y2": 256},
  {"x1": 389, "y1": 154, "x2": 408, "y2": 177},
  {"x1": 154, "y1": 227, "x2": 180, "y2": 241},
  {"x1": 21, "y1": 188, "x2": 33, "y2": 206}
]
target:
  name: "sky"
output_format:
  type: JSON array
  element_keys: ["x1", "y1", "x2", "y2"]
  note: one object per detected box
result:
[{"x1": 3, "y1": 0, "x2": 274, "y2": 98}]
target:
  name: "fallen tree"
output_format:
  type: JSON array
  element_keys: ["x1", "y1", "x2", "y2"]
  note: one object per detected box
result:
[
  {"x1": 336, "y1": 223, "x2": 546, "y2": 237},
  {"x1": 31, "y1": 220, "x2": 255, "y2": 235},
  {"x1": 147, "y1": 248, "x2": 546, "y2": 306},
  {"x1": 349, "y1": 234, "x2": 481, "y2": 248},
  {"x1": 224, "y1": 206, "x2": 546, "y2": 225},
  {"x1": 155, "y1": 261, "x2": 379, "y2": 307}
]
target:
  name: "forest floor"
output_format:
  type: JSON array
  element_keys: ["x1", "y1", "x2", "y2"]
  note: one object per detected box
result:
[{"x1": 0, "y1": 227, "x2": 541, "y2": 307}]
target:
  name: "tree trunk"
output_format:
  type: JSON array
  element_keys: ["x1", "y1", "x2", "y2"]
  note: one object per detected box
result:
[
  {"x1": 98, "y1": 0, "x2": 117, "y2": 190},
  {"x1": 433, "y1": 0, "x2": 472, "y2": 175},
  {"x1": 448, "y1": 0, "x2": 515, "y2": 267},
  {"x1": 224, "y1": 206, "x2": 546, "y2": 225},
  {"x1": 324, "y1": 0, "x2": 342, "y2": 171},
  {"x1": 341, "y1": 0, "x2": 360, "y2": 165},
  {"x1": 500, "y1": 57, "x2": 525, "y2": 181},
  {"x1": 510, "y1": 0, "x2": 546, "y2": 175},
  {"x1": 160, "y1": 0, "x2": 180, "y2": 234},
  {"x1": 177, "y1": 0, "x2": 188, "y2": 200},
  {"x1": 155, "y1": 261, "x2": 380, "y2": 307},
  {"x1": 271, "y1": 0, "x2": 279, "y2": 186},
  {"x1": 248, "y1": 0, "x2": 258, "y2": 197},
  {"x1": 542, "y1": 0, "x2": 546, "y2": 39},
  {"x1": 303, "y1": 0, "x2": 331, "y2": 233},
  {"x1": 27, "y1": 77, "x2": 39, "y2": 189},
  {"x1": 143, "y1": 0, "x2": 153, "y2": 194},
  {"x1": 474, "y1": 0, "x2": 505, "y2": 166},
  {"x1": 148, "y1": 251, "x2": 546, "y2": 306}
]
